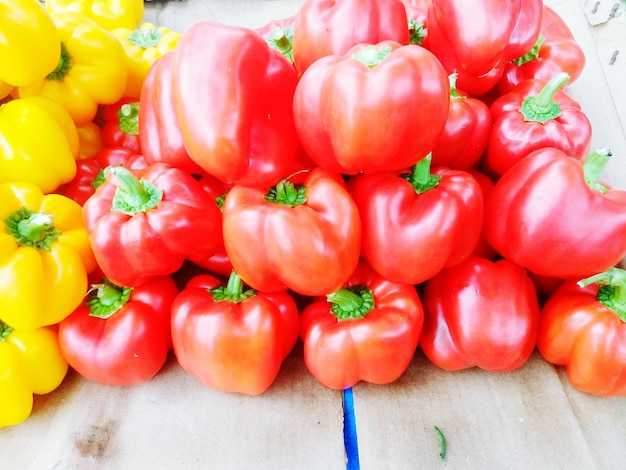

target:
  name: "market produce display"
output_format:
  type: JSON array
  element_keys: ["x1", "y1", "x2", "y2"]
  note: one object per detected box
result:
[{"x1": 1, "y1": 0, "x2": 625, "y2": 432}]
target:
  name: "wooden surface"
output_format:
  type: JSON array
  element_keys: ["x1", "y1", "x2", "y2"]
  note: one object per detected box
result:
[{"x1": 3, "y1": 1, "x2": 626, "y2": 468}]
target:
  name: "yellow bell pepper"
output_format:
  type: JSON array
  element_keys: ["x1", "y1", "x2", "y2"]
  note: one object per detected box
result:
[
  {"x1": 112, "y1": 22, "x2": 181, "y2": 99},
  {"x1": 45, "y1": 0, "x2": 143, "y2": 31},
  {"x1": 17, "y1": 12, "x2": 128, "y2": 126},
  {"x1": 0, "y1": 182, "x2": 97, "y2": 331},
  {"x1": 0, "y1": 0, "x2": 61, "y2": 87},
  {"x1": 0, "y1": 321, "x2": 68, "y2": 428},
  {"x1": 76, "y1": 121, "x2": 104, "y2": 160},
  {"x1": 0, "y1": 98, "x2": 77, "y2": 193},
  {"x1": 23, "y1": 96, "x2": 80, "y2": 159}
]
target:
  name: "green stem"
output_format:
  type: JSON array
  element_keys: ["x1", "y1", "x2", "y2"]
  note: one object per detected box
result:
[
  {"x1": 264, "y1": 179, "x2": 307, "y2": 206},
  {"x1": 519, "y1": 72, "x2": 570, "y2": 123},
  {"x1": 403, "y1": 154, "x2": 441, "y2": 194},
  {"x1": 434, "y1": 425, "x2": 447, "y2": 460},
  {"x1": 0, "y1": 320, "x2": 13, "y2": 341},
  {"x1": 47, "y1": 42, "x2": 73, "y2": 82},
  {"x1": 583, "y1": 147, "x2": 611, "y2": 194},
  {"x1": 351, "y1": 45, "x2": 392, "y2": 68},
  {"x1": 3, "y1": 207, "x2": 61, "y2": 250},
  {"x1": 129, "y1": 27, "x2": 163, "y2": 48},
  {"x1": 578, "y1": 268, "x2": 626, "y2": 322},
  {"x1": 109, "y1": 166, "x2": 163, "y2": 216},
  {"x1": 408, "y1": 18, "x2": 425, "y2": 45},
  {"x1": 448, "y1": 73, "x2": 464, "y2": 100},
  {"x1": 327, "y1": 285, "x2": 375, "y2": 321},
  {"x1": 267, "y1": 26, "x2": 294, "y2": 63},
  {"x1": 513, "y1": 34, "x2": 545, "y2": 66},
  {"x1": 85, "y1": 279, "x2": 134, "y2": 319},
  {"x1": 210, "y1": 271, "x2": 256, "y2": 303},
  {"x1": 117, "y1": 102, "x2": 140, "y2": 136}
]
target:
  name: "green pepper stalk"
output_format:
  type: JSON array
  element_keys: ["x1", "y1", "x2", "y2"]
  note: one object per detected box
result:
[
  {"x1": 578, "y1": 267, "x2": 626, "y2": 322},
  {"x1": 582, "y1": 147, "x2": 612, "y2": 194},
  {"x1": 86, "y1": 279, "x2": 134, "y2": 319},
  {"x1": 47, "y1": 42, "x2": 72, "y2": 82},
  {"x1": 327, "y1": 285, "x2": 375, "y2": 321},
  {"x1": 513, "y1": 34, "x2": 546, "y2": 66},
  {"x1": 4, "y1": 207, "x2": 61, "y2": 250},
  {"x1": 129, "y1": 26, "x2": 163, "y2": 48},
  {"x1": 117, "y1": 102, "x2": 140, "y2": 136},
  {"x1": 210, "y1": 271, "x2": 256, "y2": 303},
  {"x1": 351, "y1": 45, "x2": 393, "y2": 68},
  {"x1": 264, "y1": 178, "x2": 307, "y2": 206},
  {"x1": 402, "y1": 154, "x2": 442, "y2": 194},
  {"x1": 519, "y1": 72, "x2": 570, "y2": 123},
  {"x1": 267, "y1": 27, "x2": 294, "y2": 63},
  {"x1": 109, "y1": 166, "x2": 163, "y2": 216}
]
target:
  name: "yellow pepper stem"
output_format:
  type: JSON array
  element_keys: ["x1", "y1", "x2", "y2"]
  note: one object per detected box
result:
[
  {"x1": 4, "y1": 207, "x2": 61, "y2": 250},
  {"x1": 47, "y1": 42, "x2": 73, "y2": 82}
]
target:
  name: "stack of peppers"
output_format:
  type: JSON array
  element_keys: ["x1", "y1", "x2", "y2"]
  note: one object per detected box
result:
[{"x1": 1, "y1": 0, "x2": 625, "y2": 431}]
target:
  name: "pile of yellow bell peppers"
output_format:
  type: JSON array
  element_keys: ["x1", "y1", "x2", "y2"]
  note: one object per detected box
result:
[{"x1": 0, "y1": 0, "x2": 180, "y2": 428}]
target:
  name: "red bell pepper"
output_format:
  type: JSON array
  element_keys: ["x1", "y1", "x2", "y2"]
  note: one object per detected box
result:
[
  {"x1": 293, "y1": 40, "x2": 449, "y2": 175},
  {"x1": 426, "y1": 0, "x2": 543, "y2": 96},
  {"x1": 171, "y1": 271, "x2": 300, "y2": 395},
  {"x1": 430, "y1": 73, "x2": 492, "y2": 170},
  {"x1": 101, "y1": 97, "x2": 142, "y2": 154},
  {"x1": 484, "y1": 147, "x2": 626, "y2": 280},
  {"x1": 497, "y1": 5, "x2": 586, "y2": 94},
  {"x1": 300, "y1": 260, "x2": 424, "y2": 390},
  {"x1": 466, "y1": 169, "x2": 497, "y2": 260},
  {"x1": 484, "y1": 72, "x2": 592, "y2": 177},
  {"x1": 291, "y1": 0, "x2": 410, "y2": 75},
  {"x1": 171, "y1": 20, "x2": 299, "y2": 188},
  {"x1": 56, "y1": 146, "x2": 145, "y2": 206},
  {"x1": 83, "y1": 163, "x2": 223, "y2": 287},
  {"x1": 58, "y1": 275, "x2": 178, "y2": 386},
  {"x1": 347, "y1": 155, "x2": 484, "y2": 285},
  {"x1": 222, "y1": 168, "x2": 361, "y2": 296},
  {"x1": 420, "y1": 255, "x2": 540, "y2": 372},
  {"x1": 537, "y1": 268, "x2": 626, "y2": 396},
  {"x1": 139, "y1": 51, "x2": 204, "y2": 175}
]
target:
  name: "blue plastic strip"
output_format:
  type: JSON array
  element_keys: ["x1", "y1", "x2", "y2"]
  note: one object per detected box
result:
[{"x1": 342, "y1": 387, "x2": 360, "y2": 470}]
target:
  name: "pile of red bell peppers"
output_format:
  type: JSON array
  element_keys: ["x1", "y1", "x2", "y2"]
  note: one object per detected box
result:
[{"x1": 3, "y1": 0, "x2": 626, "y2": 429}]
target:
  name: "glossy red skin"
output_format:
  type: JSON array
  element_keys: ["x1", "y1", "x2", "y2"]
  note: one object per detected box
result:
[
  {"x1": 172, "y1": 21, "x2": 299, "y2": 188},
  {"x1": 139, "y1": 52, "x2": 204, "y2": 175},
  {"x1": 101, "y1": 97, "x2": 142, "y2": 154},
  {"x1": 292, "y1": 0, "x2": 410, "y2": 75},
  {"x1": 300, "y1": 261, "x2": 424, "y2": 390},
  {"x1": 426, "y1": 0, "x2": 542, "y2": 95},
  {"x1": 348, "y1": 166, "x2": 483, "y2": 285},
  {"x1": 83, "y1": 162, "x2": 224, "y2": 287},
  {"x1": 466, "y1": 169, "x2": 498, "y2": 260},
  {"x1": 222, "y1": 168, "x2": 361, "y2": 296},
  {"x1": 484, "y1": 77, "x2": 592, "y2": 177},
  {"x1": 497, "y1": 5, "x2": 586, "y2": 94},
  {"x1": 56, "y1": 146, "x2": 143, "y2": 206},
  {"x1": 538, "y1": 280, "x2": 626, "y2": 396},
  {"x1": 171, "y1": 273, "x2": 300, "y2": 395},
  {"x1": 484, "y1": 148, "x2": 626, "y2": 279},
  {"x1": 293, "y1": 40, "x2": 449, "y2": 175},
  {"x1": 421, "y1": 255, "x2": 540, "y2": 372},
  {"x1": 430, "y1": 84, "x2": 492, "y2": 170},
  {"x1": 58, "y1": 275, "x2": 179, "y2": 386}
]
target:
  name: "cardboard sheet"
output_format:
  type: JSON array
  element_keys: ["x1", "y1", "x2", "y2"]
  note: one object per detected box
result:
[{"x1": 2, "y1": 1, "x2": 625, "y2": 468}]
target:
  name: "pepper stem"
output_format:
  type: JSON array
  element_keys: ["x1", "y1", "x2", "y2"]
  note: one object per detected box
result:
[
  {"x1": 85, "y1": 279, "x2": 134, "y2": 319},
  {"x1": 117, "y1": 102, "x2": 140, "y2": 136},
  {"x1": 109, "y1": 166, "x2": 163, "y2": 216},
  {"x1": 403, "y1": 154, "x2": 441, "y2": 194},
  {"x1": 0, "y1": 320, "x2": 13, "y2": 341},
  {"x1": 448, "y1": 73, "x2": 464, "y2": 100},
  {"x1": 408, "y1": 18, "x2": 425, "y2": 45},
  {"x1": 583, "y1": 147, "x2": 611, "y2": 194},
  {"x1": 513, "y1": 34, "x2": 546, "y2": 66},
  {"x1": 129, "y1": 27, "x2": 163, "y2": 48},
  {"x1": 267, "y1": 26, "x2": 294, "y2": 63},
  {"x1": 327, "y1": 285, "x2": 375, "y2": 321},
  {"x1": 351, "y1": 45, "x2": 392, "y2": 68},
  {"x1": 210, "y1": 271, "x2": 256, "y2": 303},
  {"x1": 3, "y1": 207, "x2": 61, "y2": 250},
  {"x1": 578, "y1": 268, "x2": 626, "y2": 322},
  {"x1": 47, "y1": 42, "x2": 73, "y2": 82},
  {"x1": 519, "y1": 72, "x2": 570, "y2": 123},
  {"x1": 264, "y1": 178, "x2": 307, "y2": 206}
]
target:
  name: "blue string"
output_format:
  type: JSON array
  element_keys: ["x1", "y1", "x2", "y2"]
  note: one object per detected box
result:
[{"x1": 342, "y1": 387, "x2": 360, "y2": 470}]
